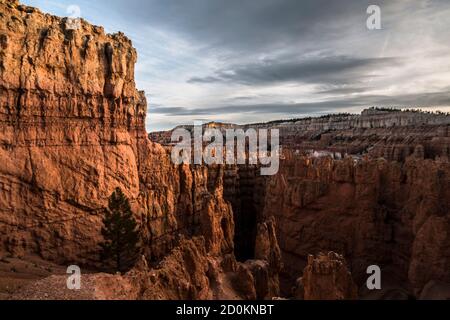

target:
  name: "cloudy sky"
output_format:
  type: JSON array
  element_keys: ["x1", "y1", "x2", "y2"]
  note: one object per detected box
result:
[{"x1": 22, "y1": 0, "x2": 450, "y2": 131}]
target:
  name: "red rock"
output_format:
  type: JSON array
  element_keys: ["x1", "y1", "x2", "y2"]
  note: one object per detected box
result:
[
  {"x1": 263, "y1": 152, "x2": 450, "y2": 296},
  {"x1": 293, "y1": 252, "x2": 358, "y2": 300},
  {"x1": 0, "y1": 1, "x2": 281, "y2": 300}
]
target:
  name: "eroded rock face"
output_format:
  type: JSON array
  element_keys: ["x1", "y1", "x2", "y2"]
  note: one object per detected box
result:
[
  {"x1": 4, "y1": 0, "x2": 450, "y2": 301},
  {"x1": 263, "y1": 152, "x2": 450, "y2": 296},
  {"x1": 1, "y1": 0, "x2": 144, "y2": 262},
  {"x1": 150, "y1": 115, "x2": 450, "y2": 298},
  {"x1": 0, "y1": 1, "x2": 281, "y2": 300},
  {"x1": 293, "y1": 252, "x2": 358, "y2": 300},
  {"x1": 0, "y1": 0, "x2": 216, "y2": 262},
  {"x1": 0, "y1": 0, "x2": 236, "y2": 265},
  {"x1": 151, "y1": 109, "x2": 450, "y2": 163},
  {"x1": 134, "y1": 237, "x2": 246, "y2": 300}
]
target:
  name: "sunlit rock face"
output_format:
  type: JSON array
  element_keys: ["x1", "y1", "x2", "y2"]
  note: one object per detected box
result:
[
  {"x1": 3, "y1": 0, "x2": 450, "y2": 301},
  {"x1": 0, "y1": 1, "x2": 282, "y2": 300},
  {"x1": 0, "y1": 0, "x2": 234, "y2": 266},
  {"x1": 1, "y1": 0, "x2": 142, "y2": 263}
]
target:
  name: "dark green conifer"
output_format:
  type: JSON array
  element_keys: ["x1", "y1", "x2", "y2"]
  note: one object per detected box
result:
[{"x1": 100, "y1": 188, "x2": 140, "y2": 272}]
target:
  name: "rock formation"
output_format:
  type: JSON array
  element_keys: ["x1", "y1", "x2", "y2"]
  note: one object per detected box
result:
[
  {"x1": 262, "y1": 152, "x2": 450, "y2": 297},
  {"x1": 150, "y1": 114, "x2": 450, "y2": 299},
  {"x1": 150, "y1": 111, "x2": 450, "y2": 299},
  {"x1": 293, "y1": 252, "x2": 358, "y2": 300},
  {"x1": 1, "y1": 0, "x2": 147, "y2": 263},
  {"x1": 10, "y1": 238, "x2": 251, "y2": 300},
  {"x1": 151, "y1": 108, "x2": 450, "y2": 163},
  {"x1": 0, "y1": 0, "x2": 231, "y2": 263},
  {"x1": 2, "y1": 0, "x2": 450, "y2": 301},
  {"x1": 0, "y1": 0, "x2": 280, "y2": 300}
]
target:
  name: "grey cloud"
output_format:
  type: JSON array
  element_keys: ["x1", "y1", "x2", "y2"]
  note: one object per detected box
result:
[
  {"x1": 187, "y1": 76, "x2": 223, "y2": 84},
  {"x1": 188, "y1": 56, "x2": 400, "y2": 86},
  {"x1": 150, "y1": 102, "x2": 354, "y2": 116},
  {"x1": 151, "y1": 106, "x2": 188, "y2": 114},
  {"x1": 105, "y1": 0, "x2": 450, "y2": 54},
  {"x1": 21, "y1": 0, "x2": 450, "y2": 132},
  {"x1": 317, "y1": 86, "x2": 373, "y2": 95},
  {"x1": 151, "y1": 89, "x2": 450, "y2": 117},
  {"x1": 371, "y1": 91, "x2": 450, "y2": 107},
  {"x1": 231, "y1": 96, "x2": 259, "y2": 101},
  {"x1": 106, "y1": 0, "x2": 384, "y2": 52}
]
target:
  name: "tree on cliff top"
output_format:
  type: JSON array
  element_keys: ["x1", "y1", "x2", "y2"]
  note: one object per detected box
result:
[{"x1": 100, "y1": 187, "x2": 140, "y2": 273}]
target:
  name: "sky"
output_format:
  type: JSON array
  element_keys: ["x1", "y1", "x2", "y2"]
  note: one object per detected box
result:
[{"x1": 21, "y1": 0, "x2": 450, "y2": 131}]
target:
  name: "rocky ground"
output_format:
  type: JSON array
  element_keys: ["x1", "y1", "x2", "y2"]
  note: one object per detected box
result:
[
  {"x1": 3, "y1": 237, "x2": 278, "y2": 300},
  {"x1": 0, "y1": 254, "x2": 69, "y2": 300}
]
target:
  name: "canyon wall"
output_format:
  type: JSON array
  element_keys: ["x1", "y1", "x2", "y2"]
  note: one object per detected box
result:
[
  {"x1": 0, "y1": 0, "x2": 227, "y2": 263},
  {"x1": 150, "y1": 110, "x2": 450, "y2": 298},
  {"x1": 151, "y1": 109, "x2": 450, "y2": 163},
  {"x1": 1, "y1": 0, "x2": 146, "y2": 264},
  {"x1": 3, "y1": 0, "x2": 450, "y2": 300},
  {"x1": 0, "y1": 1, "x2": 280, "y2": 300},
  {"x1": 262, "y1": 152, "x2": 450, "y2": 296}
]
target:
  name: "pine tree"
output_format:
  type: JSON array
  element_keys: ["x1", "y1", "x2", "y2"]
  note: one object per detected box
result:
[{"x1": 100, "y1": 187, "x2": 140, "y2": 273}]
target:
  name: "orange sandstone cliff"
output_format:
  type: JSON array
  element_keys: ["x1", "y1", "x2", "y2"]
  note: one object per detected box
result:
[
  {"x1": 0, "y1": 0, "x2": 280, "y2": 299},
  {"x1": 3, "y1": 0, "x2": 450, "y2": 301}
]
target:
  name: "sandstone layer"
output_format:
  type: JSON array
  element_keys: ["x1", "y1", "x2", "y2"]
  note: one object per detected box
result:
[
  {"x1": 293, "y1": 252, "x2": 358, "y2": 300},
  {"x1": 263, "y1": 152, "x2": 450, "y2": 296},
  {"x1": 0, "y1": 0, "x2": 232, "y2": 264},
  {"x1": 152, "y1": 111, "x2": 450, "y2": 298},
  {"x1": 3, "y1": 0, "x2": 450, "y2": 301},
  {"x1": 0, "y1": 0, "x2": 280, "y2": 300}
]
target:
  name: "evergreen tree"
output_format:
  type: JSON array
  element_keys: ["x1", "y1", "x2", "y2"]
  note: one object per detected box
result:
[{"x1": 100, "y1": 187, "x2": 140, "y2": 273}]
